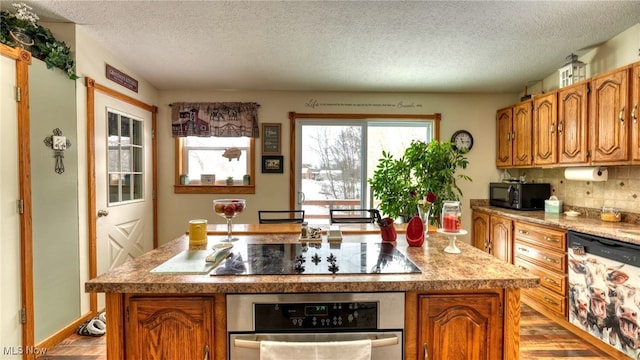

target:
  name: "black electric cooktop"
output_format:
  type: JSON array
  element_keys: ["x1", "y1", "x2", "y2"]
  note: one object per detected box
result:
[{"x1": 210, "y1": 242, "x2": 421, "y2": 276}]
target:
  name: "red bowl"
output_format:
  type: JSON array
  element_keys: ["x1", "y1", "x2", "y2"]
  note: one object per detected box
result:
[{"x1": 406, "y1": 216, "x2": 425, "y2": 247}]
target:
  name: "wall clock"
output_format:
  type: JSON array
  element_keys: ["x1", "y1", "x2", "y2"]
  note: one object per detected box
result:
[{"x1": 451, "y1": 130, "x2": 473, "y2": 152}]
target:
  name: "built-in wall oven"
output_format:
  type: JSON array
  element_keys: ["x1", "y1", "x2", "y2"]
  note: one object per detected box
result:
[
  {"x1": 568, "y1": 230, "x2": 640, "y2": 359},
  {"x1": 227, "y1": 292, "x2": 404, "y2": 360}
]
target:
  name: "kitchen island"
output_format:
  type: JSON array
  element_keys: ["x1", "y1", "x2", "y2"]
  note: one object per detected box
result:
[{"x1": 85, "y1": 229, "x2": 538, "y2": 360}]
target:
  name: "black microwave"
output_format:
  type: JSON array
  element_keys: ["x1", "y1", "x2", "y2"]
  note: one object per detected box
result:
[{"x1": 489, "y1": 182, "x2": 551, "y2": 210}]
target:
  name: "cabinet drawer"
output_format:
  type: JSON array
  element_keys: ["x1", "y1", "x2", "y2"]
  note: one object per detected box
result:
[
  {"x1": 514, "y1": 240, "x2": 566, "y2": 272},
  {"x1": 514, "y1": 257, "x2": 566, "y2": 295},
  {"x1": 514, "y1": 222, "x2": 566, "y2": 251},
  {"x1": 522, "y1": 285, "x2": 566, "y2": 318}
]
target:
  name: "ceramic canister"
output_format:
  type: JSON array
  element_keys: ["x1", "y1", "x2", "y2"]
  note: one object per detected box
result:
[{"x1": 188, "y1": 219, "x2": 208, "y2": 246}]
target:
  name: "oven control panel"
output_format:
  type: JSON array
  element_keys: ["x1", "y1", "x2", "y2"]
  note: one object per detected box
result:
[{"x1": 254, "y1": 301, "x2": 377, "y2": 331}]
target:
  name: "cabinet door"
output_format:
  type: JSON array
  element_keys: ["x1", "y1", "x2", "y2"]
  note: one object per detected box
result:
[
  {"x1": 632, "y1": 62, "x2": 640, "y2": 162},
  {"x1": 490, "y1": 215, "x2": 512, "y2": 263},
  {"x1": 419, "y1": 293, "x2": 502, "y2": 360},
  {"x1": 533, "y1": 92, "x2": 558, "y2": 165},
  {"x1": 512, "y1": 100, "x2": 533, "y2": 166},
  {"x1": 590, "y1": 67, "x2": 630, "y2": 164},
  {"x1": 558, "y1": 81, "x2": 589, "y2": 164},
  {"x1": 471, "y1": 211, "x2": 490, "y2": 253},
  {"x1": 496, "y1": 107, "x2": 513, "y2": 168},
  {"x1": 127, "y1": 296, "x2": 214, "y2": 360}
]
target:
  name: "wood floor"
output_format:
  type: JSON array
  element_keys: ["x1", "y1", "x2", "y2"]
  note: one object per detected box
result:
[{"x1": 39, "y1": 303, "x2": 610, "y2": 359}]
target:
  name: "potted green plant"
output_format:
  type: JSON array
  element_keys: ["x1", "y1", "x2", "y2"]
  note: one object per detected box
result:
[
  {"x1": 369, "y1": 140, "x2": 471, "y2": 224},
  {"x1": 0, "y1": 3, "x2": 78, "y2": 80}
]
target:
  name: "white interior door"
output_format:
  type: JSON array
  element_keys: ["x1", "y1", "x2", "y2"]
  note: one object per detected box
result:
[{"x1": 94, "y1": 93, "x2": 153, "y2": 308}]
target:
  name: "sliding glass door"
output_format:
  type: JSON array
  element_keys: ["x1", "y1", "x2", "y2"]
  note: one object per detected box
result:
[{"x1": 295, "y1": 118, "x2": 434, "y2": 224}]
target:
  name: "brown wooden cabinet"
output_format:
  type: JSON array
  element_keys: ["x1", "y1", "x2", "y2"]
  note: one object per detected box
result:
[
  {"x1": 512, "y1": 100, "x2": 534, "y2": 167},
  {"x1": 471, "y1": 211, "x2": 490, "y2": 253},
  {"x1": 472, "y1": 211, "x2": 512, "y2": 263},
  {"x1": 126, "y1": 296, "x2": 216, "y2": 360},
  {"x1": 589, "y1": 66, "x2": 631, "y2": 164},
  {"x1": 490, "y1": 214, "x2": 513, "y2": 263},
  {"x1": 533, "y1": 92, "x2": 558, "y2": 165},
  {"x1": 632, "y1": 61, "x2": 640, "y2": 163},
  {"x1": 496, "y1": 100, "x2": 533, "y2": 168},
  {"x1": 513, "y1": 222, "x2": 567, "y2": 319},
  {"x1": 558, "y1": 81, "x2": 590, "y2": 165},
  {"x1": 496, "y1": 106, "x2": 513, "y2": 168},
  {"x1": 418, "y1": 292, "x2": 503, "y2": 360}
]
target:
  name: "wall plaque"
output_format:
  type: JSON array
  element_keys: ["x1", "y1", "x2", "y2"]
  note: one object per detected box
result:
[
  {"x1": 262, "y1": 123, "x2": 281, "y2": 154},
  {"x1": 106, "y1": 64, "x2": 138, "y2": 93}
]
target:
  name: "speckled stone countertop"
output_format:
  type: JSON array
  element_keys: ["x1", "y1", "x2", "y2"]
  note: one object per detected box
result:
[
  {"x1": 85, "y1": 233, "x2": 539, "y2": 294},
  {"x1": 470, "y1": 200, "x2": 640, "y2": 246}
]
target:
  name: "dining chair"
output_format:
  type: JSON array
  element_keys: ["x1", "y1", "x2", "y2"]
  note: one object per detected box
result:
[
  {"x1": 329, "y1": 209, "x2": 380, "y2": 224},
  {"x1": 258, "y1": 210, "x2": 305, "y2": 224}
]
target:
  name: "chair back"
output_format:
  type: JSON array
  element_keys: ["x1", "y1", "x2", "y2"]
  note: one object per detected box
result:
[
  {"x1": 258, "y1": 210, "x2": 305, "y2": 224},
  {"x1": 329, "y1": 208, "x2": 380, "y2": 224}
]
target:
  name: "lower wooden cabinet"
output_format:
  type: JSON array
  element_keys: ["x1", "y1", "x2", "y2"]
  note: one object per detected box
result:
[
  {"x1": 513, "y1": 221, "x2": 567, "y2": 319},
  {"x1": 126, "y1": 296, "x2": 215, "y2": 360},
  {"x1": 417, "y1": 292, "x2": 503, "y2": 360},
  {"x1": 472, "y1": 210, "x2": 512, "y2": 263}
]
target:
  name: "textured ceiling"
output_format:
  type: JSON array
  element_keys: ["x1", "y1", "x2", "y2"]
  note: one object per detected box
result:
[{"x1": 5, "y1": 1, "x2": 640, "y2": 93}]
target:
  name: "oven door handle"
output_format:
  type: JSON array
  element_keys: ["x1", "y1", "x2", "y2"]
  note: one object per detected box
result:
[{"x1": 233, "y1": 334, "x2": 399, "y2": 349}]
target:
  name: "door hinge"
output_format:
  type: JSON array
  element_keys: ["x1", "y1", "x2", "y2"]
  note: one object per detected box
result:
[
  {"x1": 125, "y1": 306, "x2": 129, "y2": 322},
  {"x1": 17, "y1": 199, "x2": 24, "y2": 214},
  {"x1": 152, "y1": 129, "x2": 155, "y2": 139},
  {"x1": 20, "y1": 308, "x2": 26, "y2": 324},
  {"x1": 15, "y1": 86, "x2": 21, "y2": 102}
]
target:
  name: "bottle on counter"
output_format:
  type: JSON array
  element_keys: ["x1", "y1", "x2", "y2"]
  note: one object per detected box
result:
[{"x1": 301, "y1": 222, "x2": 308, "y2": 238}]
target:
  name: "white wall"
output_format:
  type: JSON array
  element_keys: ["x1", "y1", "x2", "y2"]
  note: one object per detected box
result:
[{"x1": 157, "y1": 91, "x2": 517, "y2": 245}]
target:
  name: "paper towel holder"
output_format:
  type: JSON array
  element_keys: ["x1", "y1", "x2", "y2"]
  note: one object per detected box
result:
[{"x1": 564, "y1": 166, "x2": 608, "y2": 181}]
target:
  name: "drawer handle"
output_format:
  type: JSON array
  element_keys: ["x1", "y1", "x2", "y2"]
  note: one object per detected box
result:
[
  {"x1": 619, "y1": 106, "x2": 625, "y2": 123},
  {"x1": 424, "y1": 343, "x2": 429, "y2": 360},
  {"x1": 543, "y1": 236, "x2": 559, "y2": 243},
  {"x1": 544, "y1": 277, "x2": 559, "y2": 286},
  {"x1": 517, "y1": 247, "x2": 530, "y2": 253},
  {"x1": 544, "y1": 256, "x2": 559, "y2": 264},
  {"x1": 518, "y1": 229, "x2": 529, "y2": 235},
  {"x1": 544, "y1": 297, "x2": 559, "y2": 306},
  {"x1": 517, "y1": 265, "x2": 529, "y2": 272}
]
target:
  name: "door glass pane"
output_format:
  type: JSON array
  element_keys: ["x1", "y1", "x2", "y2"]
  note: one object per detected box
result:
[
  {"x1": 107, "y1": 109, "x2": 144, "y2": 204},
  {"x1": 300, "y1": 124, "x2": 364, "y2": 223}
]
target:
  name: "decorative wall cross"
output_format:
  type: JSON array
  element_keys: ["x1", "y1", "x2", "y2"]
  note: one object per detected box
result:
[{"x1": 43, "y1": 128, "x2": 72, "y2": 174}]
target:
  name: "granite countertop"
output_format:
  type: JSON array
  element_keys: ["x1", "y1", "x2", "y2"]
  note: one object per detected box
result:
[
  {"x1": 471, "y1": 203, "x2": 640, "y2": 246},
  {"x1": 85, "y1": 233, "x2": 539, "y2": 294}
]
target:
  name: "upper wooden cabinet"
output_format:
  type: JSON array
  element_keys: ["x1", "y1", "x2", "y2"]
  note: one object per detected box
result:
[
  {"x1": 557, "y1": 81, "x2": 590, "y2": 165},
  {"x1": 496, "y1": 107, "x2": 513, "y2": 168},
  {"x1": 589, "y1": 66, "x2": 630, "y2": 164},
  {"x1": 512, "y1": 100, "x2": 533, "y2": 167},
  {"x1": 496, "y1": 101, "x2": 532, "y2": 168},
  {"x1": 632, "y1": 62, "x2": 640, "y2": 163},
  {"x1": 533, "y1": 92, "x2": 558, "y2": 165}
]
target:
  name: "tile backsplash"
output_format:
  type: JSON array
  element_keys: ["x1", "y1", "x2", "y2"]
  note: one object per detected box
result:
[{"x1": 509, "y1": 166, "x2": 640, "y2": 215}]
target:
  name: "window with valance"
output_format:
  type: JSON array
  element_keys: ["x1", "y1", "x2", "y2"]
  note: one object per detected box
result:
[{"x1": 171, "y1": 102, "x2": 259, "y2": 138}]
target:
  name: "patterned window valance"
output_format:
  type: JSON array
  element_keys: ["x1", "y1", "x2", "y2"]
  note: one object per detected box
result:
[{"x1": 171, "y1": 102, "x2": 259, "y2": 137}]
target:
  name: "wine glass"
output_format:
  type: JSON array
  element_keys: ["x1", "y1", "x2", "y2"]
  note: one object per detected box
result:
[{"x1": 213, "y1": 199, "x2": 246, "y2": 242}]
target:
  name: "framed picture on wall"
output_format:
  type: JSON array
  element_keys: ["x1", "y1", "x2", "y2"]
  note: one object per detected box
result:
[
  {"x1": 262, "y1": 123, "x2": 281, "y2": 154},
  {"x1": 262, "y1": 155, "x2": 284, "y2": 173}
]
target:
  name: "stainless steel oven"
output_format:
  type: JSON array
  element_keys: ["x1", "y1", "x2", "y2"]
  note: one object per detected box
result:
[{"x1": 227, "y1": 292, "x2": 404, "y2": 360}]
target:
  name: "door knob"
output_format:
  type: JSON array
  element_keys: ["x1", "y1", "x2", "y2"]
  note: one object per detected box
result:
[{"x1": 97, "y1": 209, "x2": 109, "y2": 217}]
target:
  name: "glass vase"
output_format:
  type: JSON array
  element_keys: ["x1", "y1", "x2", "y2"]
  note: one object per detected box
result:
[{"x1": 417, "y1": 204, "x2": 432, "y2": 235}]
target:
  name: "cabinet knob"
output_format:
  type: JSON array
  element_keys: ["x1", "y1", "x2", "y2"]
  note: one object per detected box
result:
[
  {"x1": 632, "y1": 104, "x2": 637, "y2": 123},
  {"x1": 423, "y1": 342, "x2": 429, "y2": 360},
  {"x1": 203, "y1": 345, "x2": 209, "y2": 360},
  {"x1": 619, "y1": 106, "x2": 625, "y2": 123}
]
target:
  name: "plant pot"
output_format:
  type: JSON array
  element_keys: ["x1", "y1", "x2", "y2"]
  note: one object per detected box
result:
[
  {"x1": 226, "y1": 178, "x2": 234, "y2": 185},
  {"x1": 10, "y1": 27, "x2": 34, "y2": 50},
  {"x1": 406, "y1": 216, "x2": 425, "y2": 247}
]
